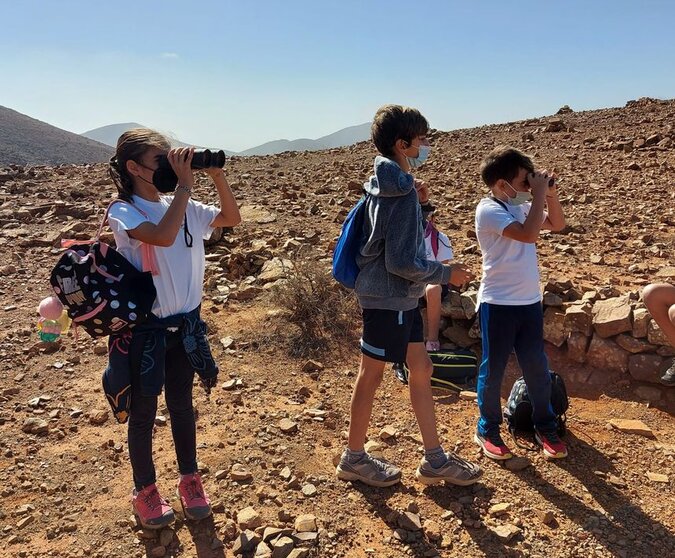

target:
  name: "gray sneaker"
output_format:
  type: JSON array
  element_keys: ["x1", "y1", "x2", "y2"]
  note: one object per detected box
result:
[
  {"x1": 661, "y1": 360, "x2": 675, "y2": 387},
  {"x1": 336, "y1": 450, "x2": 402, "y2": 487},
  {"x1": 415, "y1": 452, "x2": 483, "y2": 486}
]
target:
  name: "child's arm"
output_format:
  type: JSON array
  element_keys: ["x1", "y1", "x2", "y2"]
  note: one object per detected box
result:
[
  {"x1": 128, "y1": 148, "x2": 194, "y2": 247},
  {"x1": 205, "y1": 168, "x2": 242, "y2": 228},
  {"x1": 541, "y1": 183, "x2": 565, "y2": 231},
  {"x1": 501, "y1": 171, "x2": 549, "y2": 243}
]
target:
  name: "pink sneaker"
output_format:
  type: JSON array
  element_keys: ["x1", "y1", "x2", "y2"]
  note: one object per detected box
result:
[
  {"x1": 132, "y1": 484, "x2": 175, "y2": 529},
  {"x1": 535, "y1": 430, "x2": 568, "y2": 459},
  {"x1": 177, "y1": 473, "x2": 212, "y2": 521}
]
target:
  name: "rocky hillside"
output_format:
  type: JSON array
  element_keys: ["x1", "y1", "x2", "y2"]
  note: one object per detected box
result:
[
  {"x1": 0, "y1": 106, "x2": 112, "y2": 165},
  {"x1": 0, "y1": 97, "x2": 673, "y2": 558}
]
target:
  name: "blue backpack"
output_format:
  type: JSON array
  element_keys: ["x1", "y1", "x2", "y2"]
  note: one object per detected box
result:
[{"x1": 332, "y1": 194, "x2": 368, "y2": 289}]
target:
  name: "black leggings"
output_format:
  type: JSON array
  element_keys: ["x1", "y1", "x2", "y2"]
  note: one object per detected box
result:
[{"x1": 127, "y1": 331, "x2": 197, "y2": 490}]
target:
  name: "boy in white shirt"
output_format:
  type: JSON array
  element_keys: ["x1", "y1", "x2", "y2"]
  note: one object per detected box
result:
[
  {"x1": 423, "y1": 212, "x2": 454, "y2": 351},
  {"x1": 473, "y1": 146, "x2": 568, "y2": 461}
]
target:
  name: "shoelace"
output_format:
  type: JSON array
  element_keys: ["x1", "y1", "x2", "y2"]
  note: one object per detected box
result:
[
  {"x1": 446, "y1": 452, "x2": 477, "y2": 473},
  {"x1": 182, "y1": 477, "x2": 204, "y2": 502},
  {"x1": 368, "y1": 456, "x2": 395, "y2": 474},
  {"x1": 141, "y1": 488, "x2": 166, "y2": 511}
]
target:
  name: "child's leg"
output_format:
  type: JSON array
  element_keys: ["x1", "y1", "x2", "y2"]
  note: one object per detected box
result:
[
  {"x1": 406, "y1": 342, "x2": 440, "y2": 449},
  {"x1": 513, "y1": 302, "x2": 557, "y2": 433},
  {"x1": 347, "y1": 354, "x2": 386, "y2": 450},
  {"x1": 476, "y1": 303, "x2": 517, "y2": 436},
  {"x1": 425, "y1": 284, "x2": 443, "y2": 343},
  {"x1": 127, "y1": 377, "x2": 159, "y2": 490},
  {"x1": 163, "y1": 333, "x2": 197, "y2": 476},
  {"x1": 643, "y1": 283, "x2": 675, "y2": 346}
]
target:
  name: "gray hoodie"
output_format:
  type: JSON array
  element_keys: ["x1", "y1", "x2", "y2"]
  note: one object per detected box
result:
[{"x1": 355, "y1": 156, "x2": 451, "y2": 311}]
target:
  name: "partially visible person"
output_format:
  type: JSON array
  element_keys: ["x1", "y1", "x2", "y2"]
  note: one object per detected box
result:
[
  {"x1": 422, "y1": 211, "x2": 454, "y2": 351},
  {"x1": 642, "y1": 282, "x2": 675, "y2": 386},
  {"x1": 335, "y1": 104, "x2": 482, "y2": 488},
  {"x1": 105, "y1": 129, "x2": 241, "y2": 529},
  {"x1": 473, "y1": 146, "x2": 568, "y2": 461}
]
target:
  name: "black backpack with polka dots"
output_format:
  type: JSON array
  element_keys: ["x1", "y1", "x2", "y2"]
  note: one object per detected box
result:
[{"x1": 49, "y1": 202, "x2": 157, "y2": 338}]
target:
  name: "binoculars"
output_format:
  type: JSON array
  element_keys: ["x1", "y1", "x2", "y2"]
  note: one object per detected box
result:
[{"x1": 158, "y1": 149, "x2": 227, "y2": 170}]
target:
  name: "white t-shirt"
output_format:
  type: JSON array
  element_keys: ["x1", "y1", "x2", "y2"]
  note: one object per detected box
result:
[
  {"x1": 424, "y1": 230, "x2": 453, "y2": 262},
  {"x1": 108, "y1": 195, "x2": 220, "y2": 318},
  {"x1": 475, "y1": 197, "x2": 542, "y2": 306}
]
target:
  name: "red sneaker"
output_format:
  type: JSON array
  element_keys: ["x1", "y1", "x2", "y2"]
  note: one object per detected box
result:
[
  {"x1": 132, "y1": 484, "x2": 175, "y2": 529},
  {"x1": 535, "y1": 430, "x2": 568, "y2": 459},
  {"x1": 474, "y1": 431, "x2": 513, "y2": 460},
  {"x1": 177, "y1": 473, "x2": 212, "y2": 521}
]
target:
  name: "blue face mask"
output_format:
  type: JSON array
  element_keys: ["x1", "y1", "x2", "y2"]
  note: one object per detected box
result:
[{"x1": 407, "y1": 144, "x2": 430, "y2": 169}]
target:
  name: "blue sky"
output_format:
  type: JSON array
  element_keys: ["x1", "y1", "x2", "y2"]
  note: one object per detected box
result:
[{"x1": 1, "y1": 0, "x2": 674, "y2": 152}]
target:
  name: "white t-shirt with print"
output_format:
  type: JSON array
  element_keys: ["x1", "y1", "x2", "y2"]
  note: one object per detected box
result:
[
  {"x1": 108, "y1": 195, "x2": 220, "y2": 318},
  {"x1": 424, "y1": 230, "x2": 453, "y2": 262},
  {"x1": 475, "y1": 198, "x2": 542, "y2": 306}
]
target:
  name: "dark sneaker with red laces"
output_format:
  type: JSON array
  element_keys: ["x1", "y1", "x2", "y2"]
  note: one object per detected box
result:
[
  {"x1": 177, "y1": 473, "x2": 212, "y2": 521},
  {"x1": 132, "y1": 483, "x2": 175, "y2": 529},
  {"x1": 474, "y1": 431, "x2": 513, "y2": 460},
  {"x1": 535, "y1": 430, "x2": 568, "y2": 459}
]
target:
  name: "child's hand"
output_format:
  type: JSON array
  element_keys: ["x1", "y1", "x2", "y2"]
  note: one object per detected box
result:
[
  {"x1": 527, "y1": 170, "x2": 551, "y2": 199},
  {"x1": 449, "y1": 263, "x2": 475, "y2": 287},
  {"x1": 168, "y1": 147, "x2": 195, "y2": 187},
  {"x1": 415, "y1": 179, "x2": 429, "y2": 203},
  {"x1": 204, "y1": 167, "x2": 225, "y2": 180}
]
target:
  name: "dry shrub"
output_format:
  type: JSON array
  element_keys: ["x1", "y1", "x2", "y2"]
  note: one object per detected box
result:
[{"x1": 272, "y1": 249, "x2": 359, "y2": 357}]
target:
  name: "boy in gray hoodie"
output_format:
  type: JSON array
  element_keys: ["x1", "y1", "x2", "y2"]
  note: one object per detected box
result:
[{"x1": 336, "y1": 105, "x2": 483, "y2": 487}]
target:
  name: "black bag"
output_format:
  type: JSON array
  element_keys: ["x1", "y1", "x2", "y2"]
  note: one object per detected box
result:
[
  {"x1": 503, "y1": 371, "x2": 569, "y2": 439},
  {"x1": 394, "y1": 348, "x2": 478, "y2": 392},
  {"x1": 50, "y1": 202, "x2": 157, "y2": 338}
]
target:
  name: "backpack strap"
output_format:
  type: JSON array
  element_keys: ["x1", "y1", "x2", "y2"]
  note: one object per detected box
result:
[
  {"x1": 61, "y1": 199, "x2": 160, "y2": 276},
  {"x1": 424, "y1": 221, "x2": 440, "y2": 259}
]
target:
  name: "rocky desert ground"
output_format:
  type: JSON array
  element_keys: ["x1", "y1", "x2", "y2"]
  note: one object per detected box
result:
[{"x1": 0, "y1": 97, "x2": 673, "y2": 558}]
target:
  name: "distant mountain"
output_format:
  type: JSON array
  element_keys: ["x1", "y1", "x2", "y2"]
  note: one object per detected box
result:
[
  {"x1": 239, "y1": 122, "x2": 371, "y2": 156},
  {"x1": 81, "y1": 121, "x2": 372, "y2": 157},
  {"x1": 0, "y1": 105, "x2": 113, "y2": 166},
  {"x1": 81, "y1": 122, "x2": 236, "y2": 154},
  {"x1": 81, "y1": 122, "x2": 144, "y2": 147}
]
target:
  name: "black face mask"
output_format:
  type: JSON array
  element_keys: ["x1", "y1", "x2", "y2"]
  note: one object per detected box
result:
[{"x1": 137, "y1": 162, "x2": 178, "y2": 193}]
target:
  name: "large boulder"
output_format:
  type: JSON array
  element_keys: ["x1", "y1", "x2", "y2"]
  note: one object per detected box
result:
[
  {"x1": 440, "y1": 291, "x2": 466, "y2": 319},
  {"x1": 567, "y1": 332, "x2": 590, "y2": 363},
  {"x1": 647, "y1": 319, "x2": 671, "y2": 346},
  {"x1": 632, "y1": 307, "x2": 650, "y2": 338},
  {"x1": 543, "y1": 307, "x2": 567, "y2": 347},
  {"x1": 615, "y1": 334, "x2": 657, "y2": 354},
  {"x1": 586, "y1": 334, "x2": 629, "y2": 373},
  {"x1": 628, "y1": 353, "x2": 668, "y2": 383},
  {"x1": 564, "y1": 303, "x2": 593, "y2": 336},
  {"x1": 592, "y1": 296, "x2": 633, "y2": 338}
]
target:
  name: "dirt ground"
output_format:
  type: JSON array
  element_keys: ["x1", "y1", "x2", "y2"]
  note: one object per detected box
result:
[{"x1": 0, "y1": 97, "x2": 673, "y2": 558}]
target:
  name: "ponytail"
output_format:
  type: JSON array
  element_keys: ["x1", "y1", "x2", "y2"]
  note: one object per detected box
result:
[{"x1": 109, "y1": 156, "x2": 134, "y2": 202}]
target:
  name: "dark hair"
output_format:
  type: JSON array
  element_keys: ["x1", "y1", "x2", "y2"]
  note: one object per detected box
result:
[
  {"x1": 371, "y1": 105, "x2": 429, "y2": 159},
  {"x1": 480, "y1": 146, "x2": 535, "y2": 187},
  {"x1": 109, "y1": 128, "x2": 171, "y2": 201}
]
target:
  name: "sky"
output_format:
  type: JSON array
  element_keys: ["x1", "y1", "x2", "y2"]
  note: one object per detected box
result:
[{"x1": 1, "y1": 0, "x2": 675, "y2": 152}]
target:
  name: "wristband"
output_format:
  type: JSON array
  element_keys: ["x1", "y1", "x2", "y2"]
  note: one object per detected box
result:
[{"x1": 176, "y1": 184, "x2": 192, "y2": 196}]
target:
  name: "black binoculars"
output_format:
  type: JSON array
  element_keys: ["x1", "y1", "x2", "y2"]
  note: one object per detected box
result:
[{"x1": 158, "y1": 149, "x2": 227, "y2": 170}]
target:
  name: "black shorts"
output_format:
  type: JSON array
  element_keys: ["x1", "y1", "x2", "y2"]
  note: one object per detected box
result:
[{"x1": 360, "y1": 307, "x2": 424, "y2": 363}]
